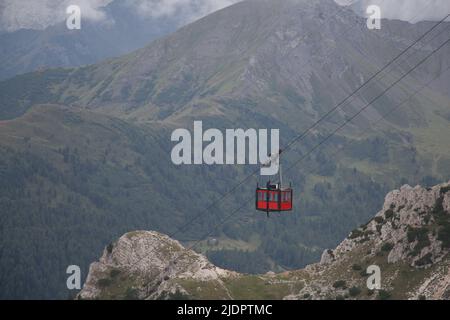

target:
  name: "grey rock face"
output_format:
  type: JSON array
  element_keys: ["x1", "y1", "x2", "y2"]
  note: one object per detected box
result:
[
  {"x1": 78, "y1": 231, "x2": 234, "y2": 299},
  {"x1": 326, "y1": 181, "x2": 450, "y2": 267}
]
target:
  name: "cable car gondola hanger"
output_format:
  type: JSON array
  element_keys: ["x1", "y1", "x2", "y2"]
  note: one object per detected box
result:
[{"x1": 256, "y1": 149, "x2": 293, "y2": 217}]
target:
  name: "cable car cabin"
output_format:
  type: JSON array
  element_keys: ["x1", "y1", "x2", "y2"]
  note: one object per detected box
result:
[{"x1": 256, "y1": 184, "x2": 293, "y2": 213}]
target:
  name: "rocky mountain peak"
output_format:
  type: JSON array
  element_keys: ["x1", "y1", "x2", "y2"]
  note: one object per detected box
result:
[
  {"x1": 79, "y1": 182, "x2": 450, "y2": 300},
  {"x1": 78, "y1": 231, "x2": 235, "y2": 300},
  {"x1": 321, "y1": 181, "x2": 450, "y2": 268}
]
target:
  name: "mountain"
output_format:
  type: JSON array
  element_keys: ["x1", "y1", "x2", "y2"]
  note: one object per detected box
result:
[
  {"x1": 78, "y1": 181, "x2": 450, "y2": 300},
  {"x1": 0, "y1": 0, "x2": 185, "y2": 81},
  {"x1": 0, "y1": 0, "x2": 450, "y2": 299}
]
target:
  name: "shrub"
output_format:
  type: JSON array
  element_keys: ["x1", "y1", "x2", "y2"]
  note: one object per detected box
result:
[
  {"x1": 349, "y1": 287, "x2": 362, "y2": 297},
  {"x1": 407, "y1": 227, "x2": 431, "y2": 256},
  {"x1": 124, "y1": 288, "x2": 139, "y2": 300},
  {"x1": 407, "y1": 227, "x2": 429, "y2": 244},
  {"x1": 384, "y1": 209, "x2": 394, "y2": 219},
  {"x1": 374, "y1": 216, "x2": 384, "y2": 224},
  {"x1": 106, "y1": 243, "x2": 114, "y2": 254},
  {"x1": 432, "y1": 196, "x2": 445, "y2": 216},
  {"x1": 333, "y1": 280, "x2": 347, "y2": 289},
  {"x1": 358, "y1": 237, "x2": 369, "y2": 244},
  {"x1": 97, "y1": 278, "x2": 112, "y2": 288},
  {"x1": 166, "y1": 290, "x2": 191, "y2": 300},
  {"x1": 381, "y1": 242, "x2": 394, "y2": 252},
  {"x1": 415, "y1": 253, "x2": 433, "y2": 267},
  {"x1": 377, "y1": 290, "x2": 391, "y2": 300},
  {"x1": 349, "y1": 229, "x2": 364, "y2": 239},
  {"x1": 440, "y1": 186, "x2": 450, "y2": 194},
  {"x1": 109, "y1": 269, "x2": 121, "y2": 278},
  {"x1": 438, "y1": 224, "x2": 450, "y2": 248},
  {"x1": 352, "y1": 264, "x2": 362, "y2": 271}
]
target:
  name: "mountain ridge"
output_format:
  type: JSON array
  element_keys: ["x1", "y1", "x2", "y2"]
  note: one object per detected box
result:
[{"x1": 0, "y1": 0, "x2": 187, "y2": 81}]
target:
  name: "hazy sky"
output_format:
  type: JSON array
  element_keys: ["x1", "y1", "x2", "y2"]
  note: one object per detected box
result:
[
  {"x1": 0, "y1": 0, "x2": 111, "y2": 31},
  {"x1": 0, "y1": 0, "x2": 449, "y2": 32},
  {"x1": 0, "y1": 0, "x2": 240, "y2": 32}
]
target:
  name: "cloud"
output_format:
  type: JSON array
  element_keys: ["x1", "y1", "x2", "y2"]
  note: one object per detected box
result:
[
  {"x1": 2, "y1": 0, "x2": 447, "y2": 32},
  {"x1": 0, "y1": 0, "x2": 240, "y2": 32},
  {"x1": 336, "y1": 0, "x2": 450, "y2": 23},
  {"x1": 0, "y1": 0, "x2": 111, "y2": 32},
  {"x1": 128, "y1": 0, "x2": 240, "y2": 23}
]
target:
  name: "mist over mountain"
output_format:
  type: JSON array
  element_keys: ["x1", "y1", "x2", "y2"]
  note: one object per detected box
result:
[
  {"x1": 0, "y1": 1, "x2": 177, "y2": 80},
  {"x1": 0, "y1": 0, "x2": 241, "y2": 81},
  {"x1": 0, "y1": 0, "x2": 241, "y2": 32},
  {"x1": 2, "y1": 0, "x2": 448, "y2": 33},
  {"x1": 0, "y1": 0, "x2": 449, "y2": 299}
]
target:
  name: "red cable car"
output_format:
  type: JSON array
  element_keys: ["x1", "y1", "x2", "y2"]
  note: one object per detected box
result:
[
  {"x1": 255, "y1": 150, "x2": 293, "y2": 216},
  {"x1": 256, "y1": 182, "x2": 293, "y2": 213}
]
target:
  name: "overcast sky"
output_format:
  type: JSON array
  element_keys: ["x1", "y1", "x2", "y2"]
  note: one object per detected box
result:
[
  {"x1": 337, "y1": 0, "x2": 450, "y2": 23},
  {"x1": 0, "y1": 0, "x2": 240, "y2": 32},
  {"x1": 0, "y1": 0, "x2": 449, "y2": 32}
]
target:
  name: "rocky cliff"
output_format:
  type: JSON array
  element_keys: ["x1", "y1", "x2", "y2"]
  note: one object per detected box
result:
[
  {"x1": 79, "y1": 231, "x2": 237, "y2": 300},
  {"x1": 79, "y1": 181, "x2": 450, "y2": 300}
]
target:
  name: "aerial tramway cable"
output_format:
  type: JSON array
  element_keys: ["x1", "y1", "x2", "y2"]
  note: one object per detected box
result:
[{"x1": 128, "y1": 17, "x2": 450, "y2": 274}]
